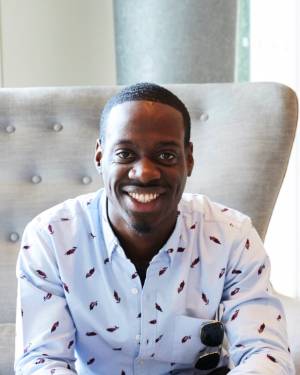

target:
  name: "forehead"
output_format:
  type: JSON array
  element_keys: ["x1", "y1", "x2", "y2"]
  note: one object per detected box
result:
[{"x1": 104, "y1": 100, "x2": 185, "y2": 145}]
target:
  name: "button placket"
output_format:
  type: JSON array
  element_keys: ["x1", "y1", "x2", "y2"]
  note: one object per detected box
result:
[
  {"x1": 127, "y1": 274, "x2": 142, "y2": 349},
  {"x1": 131, "y1": 287, "x2": 139, "y2": 295},
  {"x1": 139, "y1": 266, "x2": 159, "y2": 359}
]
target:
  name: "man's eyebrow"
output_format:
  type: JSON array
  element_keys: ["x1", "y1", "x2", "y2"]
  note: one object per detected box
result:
[
  {"x1": 114, "y1": 140, "x2": 135, "y2": 146},
  {"x1": 114, "y1": 140, "x2": 181, "y2": 148},
  {"x1": 155, "y1": 141, "x2": 181, "y2": 148}
]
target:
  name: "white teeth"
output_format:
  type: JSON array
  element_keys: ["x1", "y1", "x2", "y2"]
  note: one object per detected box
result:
[{"x1": 128, "y1": 192, "x2": 159, "y2": 203}]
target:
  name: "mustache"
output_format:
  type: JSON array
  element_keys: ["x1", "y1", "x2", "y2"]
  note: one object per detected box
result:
[
  {"x1": 122, "y1": 182, "x2": 163, "y2": 188},
  {"x1": 121, "y1": 181, "x2": 168, "y2": 194}
]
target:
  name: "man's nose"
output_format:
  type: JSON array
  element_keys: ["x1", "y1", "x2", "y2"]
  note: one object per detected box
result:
[{"x1": 128, "y1": 157, "x2": 161, "y2": 183}]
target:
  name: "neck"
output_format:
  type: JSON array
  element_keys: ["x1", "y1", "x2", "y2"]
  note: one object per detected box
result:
[
  {"x1": 116, "y1": 227, "x2": 175, "y2": 264},
  {"x1": 107, "y1": 203, "x2": 177, "y2": 264}
]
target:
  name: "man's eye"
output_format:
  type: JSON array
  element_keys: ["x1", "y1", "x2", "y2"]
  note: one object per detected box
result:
[
  {"x1": 115, "y1": 151, "x2": 135, "y2": 160},
  {"x1": 159, "y1": 152, "x2": 176, "y2": 161}
]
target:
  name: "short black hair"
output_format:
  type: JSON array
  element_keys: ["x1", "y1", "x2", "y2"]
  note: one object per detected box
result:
[{"x1": 99, "y1": 82, "x2": 191, "y2": 145}]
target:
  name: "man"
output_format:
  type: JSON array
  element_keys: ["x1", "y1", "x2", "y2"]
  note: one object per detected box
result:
[{"x1": 15, "y1": 82, "x2": 294, "y2": 374}]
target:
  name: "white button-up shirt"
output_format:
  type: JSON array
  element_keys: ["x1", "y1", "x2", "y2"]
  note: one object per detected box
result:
[{"x1": 15, "y1": 189, "x2": 294, "y2": 374}]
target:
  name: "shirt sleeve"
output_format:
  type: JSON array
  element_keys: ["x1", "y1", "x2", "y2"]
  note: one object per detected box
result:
[
  {"x1": 14, "y1": 219, "x2": 77, "y2": 374},
  {"x1": 221, "y1": 217, "x2": 295, "y2": 374}
]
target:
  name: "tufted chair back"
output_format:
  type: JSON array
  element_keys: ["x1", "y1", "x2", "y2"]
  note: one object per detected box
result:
[{"x1": 0, "y1": 83, "x2": 299, "y2": 374}]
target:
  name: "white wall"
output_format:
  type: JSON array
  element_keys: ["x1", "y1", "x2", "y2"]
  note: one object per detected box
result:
[
  {"x1": 250, "y1": 0, "x2": 300, "y2": 298},
  {"x1": 0, "y1": 0, "x2": 116, "y2": 87}
]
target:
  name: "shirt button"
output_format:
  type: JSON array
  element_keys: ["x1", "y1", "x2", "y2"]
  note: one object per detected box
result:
[
  {"x1": 135, "y1": 334, "x2": 141, "y2": 341},
  {"x1": 139, "y1": 359, "x2": 144, "y2": 365},
  {"x1": 131, "y1": 287, "x2": 138, "y2": 295}
]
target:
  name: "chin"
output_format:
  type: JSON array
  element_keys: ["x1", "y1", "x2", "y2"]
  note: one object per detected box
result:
[{"x1": 130, "y1": 222, "x2": 153, "y2": 235}]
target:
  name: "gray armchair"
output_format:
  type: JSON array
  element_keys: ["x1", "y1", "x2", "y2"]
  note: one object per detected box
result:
[{"x1": 0, "y1": 82, "x2": 299, "y2": 374}]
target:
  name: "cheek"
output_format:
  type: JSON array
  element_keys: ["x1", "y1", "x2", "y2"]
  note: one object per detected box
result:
[{"x1": 102, "y1": 166, "x2": 127, "y2": 192}]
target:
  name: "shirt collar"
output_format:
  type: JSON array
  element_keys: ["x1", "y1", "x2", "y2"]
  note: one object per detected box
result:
[
  {"x1": 99, "y1": 190, "x2": 120, "y2": 260},
  {"x1": 158, "y1": 211, "x2": 186, "y2": 265}
]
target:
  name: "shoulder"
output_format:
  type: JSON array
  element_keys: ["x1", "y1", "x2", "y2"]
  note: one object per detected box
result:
[
  {"x1": 26, "y1": 189, "x2": 104, "y2": 231},
  {"x1": 179, "y1": 193, "x2": 252, "y2": 231}
]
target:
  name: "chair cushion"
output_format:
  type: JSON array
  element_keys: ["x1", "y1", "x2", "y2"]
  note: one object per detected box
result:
[{"x1": 0, "y1": 323, "x2": 15, "y2": 375}]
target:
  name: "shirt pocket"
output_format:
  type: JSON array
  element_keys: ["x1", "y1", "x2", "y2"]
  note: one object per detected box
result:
[{"x1": 171, "y1": 315, "x2": 212, "y2": 365}]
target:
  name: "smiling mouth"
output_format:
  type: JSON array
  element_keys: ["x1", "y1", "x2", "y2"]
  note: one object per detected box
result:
[{"x1": 128, "y1": 192, "x2": 160, "y2": 203}]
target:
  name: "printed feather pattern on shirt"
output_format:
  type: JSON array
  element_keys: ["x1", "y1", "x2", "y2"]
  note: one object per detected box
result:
[
  {"x1": 231, "y1": 309, "x2": 240, "y2": 321},
  {"x1": 86, "y1": 268, "x2": 95, "y2": 278},
  {"x1": 177, "y1": 281, "x2": 185, "y2": 293},
  {"x1": 87, "y1": 358, "x2": 95, "y2": 365},
  {"x1": 106, "y1": 326, "x2": 119, "y2": 332},
  {"x1": 202, "y1": 292, "x2": 209, "y2": 305},
  {"x1": 258, "y1": 264, "x2": 266, "y2": 275},
  {"x1": 65, "y1": 247, "x2": 77, "y2": 255},
  {"x1": 159, "y1": 267, "x2": 168, "y2": 276},
  {"x1": 219, "y1": 268, "x2": 226, "y2": 278},
  {"x1": 48, "y1": 224, "x2": 54, "y2": 234},
  {"x1": 35, "y1": 358, "x2": 45, "y2": 364},
  {"x1": 86, "y1": 331, "x2": 97, "y2": 336},
  {"x1": 89, "y1": 301, "x2": 98, "y2": 310},
  {"x1": 231, "y1": 287, "x2": 240, "y2": 296},
  {"x1": 181, "y1": 335, "x2": 191, "y2": 343},
  {"x1": 51, "y1": 321, "x2": 59, "y2": 333},
  {"x1": 89, "y1": 232, "x2": 96, "y2": 239},
  {"x1": 36, "y1": 270, "x2": 47, "y2": 279},
  {"x1": 155, "y1": 334, "x2": 163, "y2": 343},
  {"x1": 68, "y1": 340, "x2": 74, "y2": 349},
  {"x1": 63, "y1": 282, "x2": 69, "y2": 293},
  {"x1": 190, "y1": 257, "x2": 200, "y2": 268},
  {"x1": 209, "y1": 236, "x2": 221, "y2": 244},
  {"x1": 258, "y1": 323, "x2": 265, "y2": 333},
  {"x1": 267, "y1": 354, "x2": 277, "y2": 363},
  {"x1": 114, "y1": 290, "x2": 121, "y2": 303},
  {"x1": 43, "y1": 292, "x2": 52, "y2": 301}
]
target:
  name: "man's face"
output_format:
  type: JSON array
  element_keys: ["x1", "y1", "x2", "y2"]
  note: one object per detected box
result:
[{"x1": 95, "y1": 100, "x2": 194, "y2": 235}]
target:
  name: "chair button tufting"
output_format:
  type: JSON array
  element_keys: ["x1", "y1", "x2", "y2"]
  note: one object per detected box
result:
[
  {"x1": 31, "y1": 175, "x2": 42, "y2": 184},
  {"x1": 9, "y1": 232, "x2": 19, "y2": 242},
  {"x1": 5, "y1": 125, "x2": 16, "y2": 133},
  {"x1": 53, "y1": 123, "x2": 63, "y2": 132},
  {"x1": 82, "y1": 176, "x2": 92, "y2": 185},
  {"x1": 200, "y1": 113, "x2": 209, "y2": 122}
]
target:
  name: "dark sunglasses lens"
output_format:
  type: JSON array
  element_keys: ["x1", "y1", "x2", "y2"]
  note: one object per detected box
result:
[
  {"x1": 201, "y1": 322, "x2": 224, "y2": 347},
  {"x1": 195, "y1": 352, "x2": 220, "y2": 370},
  {"x1": 208, "y1": 366, "x2": 230, "y2": 375}
]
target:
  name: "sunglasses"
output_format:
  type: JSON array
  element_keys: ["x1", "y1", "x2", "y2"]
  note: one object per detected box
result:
[{"x1": 194, "y1": 321, "x2": 226, "y2": 371}]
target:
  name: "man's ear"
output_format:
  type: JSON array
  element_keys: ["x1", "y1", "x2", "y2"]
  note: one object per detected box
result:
[
  {"x1": 94, "y1": 139, "x2": 103, "y2": 172},
  {"x1": 186, "y1": 142, "x2": 194, "y2": 177}
]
